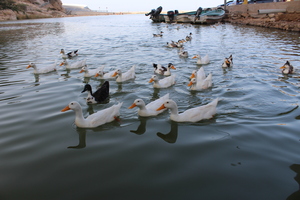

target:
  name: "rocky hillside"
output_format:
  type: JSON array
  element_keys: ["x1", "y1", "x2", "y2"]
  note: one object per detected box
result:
[{"x1": 0, "y1": 0, "x2": 66, "y2": 21}]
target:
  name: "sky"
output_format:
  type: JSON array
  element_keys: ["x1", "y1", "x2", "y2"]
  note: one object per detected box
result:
[{"x1": 61, "y1": 0, "x2": 228, "y2": 12}]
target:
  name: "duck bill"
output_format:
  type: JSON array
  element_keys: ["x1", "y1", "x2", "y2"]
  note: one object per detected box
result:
[
  {"x1": 79, "y1": 69, "x2": 84, "y2": 73},
  {"x1": 128, "y1": 103, "x2": 136, "y2": 109},
  {"x1": 156, "y1": 104, "x2": 166, "y2": 111},
  {"x1": 26, "y1": 65, "x2": 31, "y2": 69},
  {"x1": 149, "y1": 78, "x2": 154, "y2": 83},
  {"x1": 187, "y1": 81, "x2": 193, "y2": 87},
  {"x1": 280, "y1": 66, "x2": 285, "y2": 69},
  {"x1": 190, "y1": 74, "x2": 195, "y2": 79},
  {"x1": 61, "y1": 105, "x2": 70, "y2": 112},
  {"x1": 94, "y1": 73, "x2": 99, "y2": 77},
  {"x1": 192, "y1": 56, "x2": 197, "y2": 59},
  {"x1": 59, "y1": 62, "x2": 64, "y2": 66},
  {"x1": 171, "y1": 65, "x2": 176, "y2": 70},
  {"x1": 112, "y1": 71, "x2": 118, "y2": 77}
]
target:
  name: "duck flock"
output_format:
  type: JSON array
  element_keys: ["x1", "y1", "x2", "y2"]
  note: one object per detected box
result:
[{"x1": 26, "y1": 30, "x2": 296, "y2": 129}]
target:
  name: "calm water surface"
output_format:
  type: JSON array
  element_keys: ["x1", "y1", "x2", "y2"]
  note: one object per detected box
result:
[{"x1": 0, "y1": 14, "x2": 300, "y2": 200}]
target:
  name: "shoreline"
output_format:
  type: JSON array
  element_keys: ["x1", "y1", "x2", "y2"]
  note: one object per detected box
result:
[{"x1": 224, "y1": 1, "x2": 300, "y2": 32}]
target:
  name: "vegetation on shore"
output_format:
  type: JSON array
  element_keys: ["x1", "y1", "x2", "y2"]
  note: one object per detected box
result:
[{"x1": 0, "y1": 0, "x2": 27, "y2": 13}]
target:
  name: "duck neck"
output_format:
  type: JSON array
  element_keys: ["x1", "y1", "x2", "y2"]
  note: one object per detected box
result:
[
  {"x1": 197, "y1": 58, "x2": 201, "y2": 64},
  {"x1": 87, "y1": 90, "x2": 94, "y2": 98},
  {"x1": 116, "y1": 74, "x2": 122, "y2": 82},
  {"x1": 32, "y1": 65, "x2": 38, "y2": 74},
  {"x1": 153, "y1": 80, "x2": 160, "y2": 88},
  {"x1": 169, "y1": 105, "x2": 179, "y2": 116},
  {"x1": 73, "y1": 108, "x2": 86, "y2": 126}
]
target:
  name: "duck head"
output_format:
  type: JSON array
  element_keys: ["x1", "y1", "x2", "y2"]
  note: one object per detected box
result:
[
  {"x1": 168, "y1": 63, "x2": 176, "y2": 70},
  {"x1": 60, "y1": 60, "x2": 67, "y2": 66},
  {"x1": 187, "y1": 78, "x2": 196, "y2": 87},
  {"x1": 112, "y1": 69, "x2": 121, "y2": 77},
  {"x1": 61, "y1": 101, "x2": 80, "y2": 112},
  {"x1": 79, "y1": 66, "x2": 87, "y2": 73},
  {"x1": 95, "y1": 70, "x2": 104, "y2": 77},
  {"x1": 81, "y1": 84, "x2": 92, "y2": 93},
  {"x1": 149, "y1": 75, "x2": 158, "y2": 83},
  {"x1": 27, "y1": 62, "x2": 36, "y2": 69},
  {"x1": 190, "y1": 70, "x2": 197, "y2": 79},
  {"x1": 128, "y1": 99, "x2": 145, "y2": 109}
]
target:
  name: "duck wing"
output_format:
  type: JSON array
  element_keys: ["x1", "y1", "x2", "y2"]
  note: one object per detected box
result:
[
  {"x1": 159, "y1": 75, "x2": 175, "y2": 88},
  {"x1": 89, "y1": 102, "x2": 123, "y2": 127},
  {"x1": 146, "y1": 93, "x2": 169, "y2": 113},
  {"x1": 201, "y1": 73, "x2": 212, "y2": 89},
  {"x1": 180, "y1": 98, "x2": 218, "y2": 122},
  {"x1": 93, "y1": 81, "x2": 109, "y2": 102},
  {"x1": 197, "y1": 67, "x2": 206, "y2": 82}
]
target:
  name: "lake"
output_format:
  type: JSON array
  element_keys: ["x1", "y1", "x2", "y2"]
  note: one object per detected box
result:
[{"x1": 0, "y1": 14, "x2": 300, "y2": 200}]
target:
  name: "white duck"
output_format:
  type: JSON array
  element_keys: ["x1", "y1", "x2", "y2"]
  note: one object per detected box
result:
[
  {"x1": 192, "y1": 54, "x2": 210, "y2": 65},
  {"x1": 61, "y1": 101, "x2": 123, "y2": 128},
  {"x1": 280, "y1": 61, "x2": 294, "y2": 74},
  {"x1": 188, "y1": 74, "x2": 213, "y2": 90},
  {"x1": 190, "y1": 67, "x2": 206, "y2": 82},
  {"x1": 128, "y1": 93, "x2": 169, "y2": 117},
  {"x1": 156, "y1": 98, "x2": 219, "y2": 122},
  {"x1": 79, "y1": 66, "x2": 103, "y2": 77},
  {"x1": 94, "y1": 67, "x2": 115, "y2": 79},
  {"x1": 222, "y1": 55, "x2": 233, "y2": 68},
  {"x1": 149, "y1": 75, "x2": 176, "y2": 88},
  {"x1": 112, "y1": 65, "x2": 136, "y2": 82},
  {"x1": 26, "y1": 62, "x2": 56, "y2": 74},
  {"x1": 60, "y1": 59, "x2": 86, "y2": 69}
]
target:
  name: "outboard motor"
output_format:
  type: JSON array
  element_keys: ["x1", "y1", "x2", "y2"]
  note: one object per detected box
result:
[
  {"x1": 167, "y1": 10, "x2": 175, "y2": 22},
  {"x1": 195, "y1": 7, "x2": 203, "y2": 21},
  {"x1": 153, "y1": 6, "x2": 162, "y2": 18},
  {"x1": 145, "y1": 9, "x2": 155, "y2": 16},
  {"x1": 174, "y1": 10, "x2": 179, "y2": 15}
]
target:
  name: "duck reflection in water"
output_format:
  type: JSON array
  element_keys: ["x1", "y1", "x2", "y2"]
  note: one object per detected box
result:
[
  {"x1": 130, "y1": 117, "x2": 148, "y2": 135},
  {"x1": 130, "y1": 118, "x2": 178, "y2": 143},
  {"x1": 156, "y1": 121, "x2": 178, "y2": 144},
  {"x1": 287, "y1": 164, "x2": 300, "y2": 200},
  {"x1": 68, "y1": 127, "x2": 87, "y2": 149}
]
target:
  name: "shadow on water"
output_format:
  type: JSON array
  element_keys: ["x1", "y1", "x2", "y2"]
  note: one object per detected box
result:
[
  {"x1": 156, "y1": 121, "x2": 178, "y2": 144},
  {"x1": 130, "y1": 117, "x2": 148, "y2": 135},
  {"x1": 286, "y1": 164, "x2": 300, "y2": 200},
  {"x1": 68, "y1": 127, "x2": 87, "y2": 149},
  {"x1": 130, "y1": 117, "x2": 178, "y2": 143}
]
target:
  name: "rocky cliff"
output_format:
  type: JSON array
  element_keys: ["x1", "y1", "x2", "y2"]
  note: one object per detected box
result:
[{"x1": 0, "y1": 0, "x2": 66, "y2": 21}]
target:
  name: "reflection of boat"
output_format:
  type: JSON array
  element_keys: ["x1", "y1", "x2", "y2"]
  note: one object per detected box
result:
[{"x1": 146, "y1": 6, "x2": 225, "y2": 24}]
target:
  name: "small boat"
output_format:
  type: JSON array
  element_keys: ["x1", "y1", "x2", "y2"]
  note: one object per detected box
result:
[{"x1": 146, "y1": 6, "x2": 225, "y2": 24}]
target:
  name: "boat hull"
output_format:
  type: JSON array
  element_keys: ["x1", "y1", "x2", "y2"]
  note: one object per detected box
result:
[{"x1": 151, "y1": 8, "x2": 225, "y2": 24}]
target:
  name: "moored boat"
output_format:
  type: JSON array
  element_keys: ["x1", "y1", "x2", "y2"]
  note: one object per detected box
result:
[{"x1": 145, "y1": 6, "x2": 225, "y2": 24}]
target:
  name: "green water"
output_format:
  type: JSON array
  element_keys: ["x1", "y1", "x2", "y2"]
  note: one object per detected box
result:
[{"x1": 0, "y1": 14, "x2": 300, "y2": 200}]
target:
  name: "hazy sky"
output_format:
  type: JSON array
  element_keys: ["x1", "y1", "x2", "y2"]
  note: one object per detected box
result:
[{"x1": 61, "y1": 0, "x2": 228, "y2": 12}]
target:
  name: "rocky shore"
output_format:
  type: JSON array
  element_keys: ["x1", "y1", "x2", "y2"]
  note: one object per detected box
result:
[
  {"x1": 225, "y1": 1, "x2": 300, "y2": 32},
  {"x1": 0, "y1": 0, "x2": 66, "y2": 21}
]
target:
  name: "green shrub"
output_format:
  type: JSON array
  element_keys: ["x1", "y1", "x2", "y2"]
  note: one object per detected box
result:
[{"x1": 0, "y1": 0, "x2": 16, "y2": 10}]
